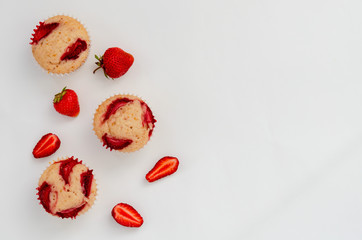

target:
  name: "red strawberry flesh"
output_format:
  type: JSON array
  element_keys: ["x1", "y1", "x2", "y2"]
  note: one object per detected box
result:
[
  {"x1": 37, "y1": 182, "x2": 53, "y2": 213},
  {"x1": 60, "y1": 38, "x2": 87, "y2": 61},
  {"x1": 32, "y1": 133, "x2": 61, "y2": 158},
  {"x1": 58, "y1": 157, "x2": 80, "y2": 185},
  {"x1": 146, "y1": 156, "x2": 179, "y2": 182},
  {"x1": 140, "y1": 101, "x2": 156, "y2": 138},
  {"x1": 56, "y1": 203, "x2": 86, "y2": 219},
  {"x1": 112, "y1": 203, "x2": 143, "y2": 227},
  {"x1": 103, "y1": 98, "x2": 133, "y2": 123},
  {"x1": 102, "y1": 134, "x2": 133, "y2": 150},
  {"x1": 80, "y1": 170, "x2": 93, "y2": 198},
  {"x1": 30, "y1": 22, "x2": 59, "y2": 45}
]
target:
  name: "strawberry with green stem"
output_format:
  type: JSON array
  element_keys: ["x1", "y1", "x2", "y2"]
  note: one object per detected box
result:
[
  {"x1": 93, "y1": 47, "x2": 134, "y2": 79},
  {"x1": 53, "y1": 87, "x2": 80, "y2": 117}
]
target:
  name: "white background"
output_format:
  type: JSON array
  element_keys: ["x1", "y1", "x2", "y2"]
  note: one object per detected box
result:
[{"x1": 1, "y1": 0, "x2": 362, "y2": 239}]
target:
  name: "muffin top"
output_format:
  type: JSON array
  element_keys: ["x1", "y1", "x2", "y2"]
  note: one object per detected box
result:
[
  {"x1": 37, "y1": 157, "x2": 97, "y2": 218},
  {"x1": 31, "y1": 15, "x2": 90, "y2": 74},
  {"x1": 93, "y1": 94, "x2": 156, "y2": 153}
]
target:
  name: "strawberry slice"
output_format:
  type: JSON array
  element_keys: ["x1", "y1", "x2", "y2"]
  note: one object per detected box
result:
[
  {"x1": 32, "y1": 133, "x2": 61, "y2": 158},
  {"x1": 146, "y1": 156, "x2": 179, "y2": 182},
  {"x1": 112, "y1": 203, "x2": 143, "y2": 227},
  {"x1": 37, "y1": 181, "x2": 52, "y2": 213},
  {"x1": 80, "y1": 169, "x2": 94, "y2": 198},
  {"x1": 103, "y1": 98, "x2": 133, "y2": 123},
  {"x1": 56, "y1": 203, "x2": 86, "y2": 219},
  {"x1": 58, "y1": 157, "x2": 80, "y2": 184},
  {"x1": 30, "y1": 22, "x2": 59, "y2": 45},
  {"x1": 140, "y1": 101, "x2": 156, "y2": 138},
  {"x1": 102, "y1": 133, "x2": 133, "y2": 150},
  {"x1": 60, "y1": 38, "x2": 87, "y2": 61}
]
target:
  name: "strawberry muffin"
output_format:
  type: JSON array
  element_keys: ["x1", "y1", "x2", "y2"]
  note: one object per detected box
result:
[
  {"x1": 37, "y1": 157, "x2": 97, "y2": 218},
  {"x1": 93, "y1": 94, "x2": 156, "y2": 152},
  {"x1": 30, "y1": 15, "x2": 90, "y2": 74}
]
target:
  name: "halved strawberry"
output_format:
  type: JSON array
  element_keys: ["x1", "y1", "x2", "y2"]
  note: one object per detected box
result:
[
  {"x1": 112, "y1": 203, "x2": 144, "y2": 227},
  {"x1": 32, "y1": 133, "x2": 61, "y2": 158},
  {"x1": 146, "y1": 156, "x2": 179, "y2": 182}
]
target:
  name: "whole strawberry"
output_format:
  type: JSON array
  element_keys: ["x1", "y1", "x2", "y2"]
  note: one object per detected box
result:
[
  {"x1": 93, "y1": 47, "x2": 134, "y2": 79},
  {"x1": 53, "y1": 87, "x2": 80, "y2": 117}
]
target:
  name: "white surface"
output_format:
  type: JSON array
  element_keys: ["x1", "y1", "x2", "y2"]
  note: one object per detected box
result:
[{"x1": 1, "y1": 0, "x2": 362, "y2": 239}]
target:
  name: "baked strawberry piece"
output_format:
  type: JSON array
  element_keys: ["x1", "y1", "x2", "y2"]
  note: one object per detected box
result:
[
  {"x1": 30, "y1": 15, "x2": 90, "y2": 74},
  {"x1": 93, "y1": 47, "x2": 134, "y2": 79},
  {"x1": 93, "y1": 94, "x2": 156, "y2": 152},
  {"x1": 37, "y1": 157, "x2": 97, "y2": 219}
]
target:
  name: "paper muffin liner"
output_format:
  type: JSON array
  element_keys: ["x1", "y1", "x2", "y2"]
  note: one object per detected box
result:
[
  {"x1": 92, "y1": 93, "x2": 157, "y2": 154},
  {"x1": 36, "y1": 156, "x2": 98, "y2": 219},
  {"x1": 30, "y1": 13, "x2": 91, "y2": 77}
]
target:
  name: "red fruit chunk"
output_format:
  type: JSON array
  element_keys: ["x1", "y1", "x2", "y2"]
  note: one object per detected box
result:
[
  {"x1": 102, "y1": 133, "x2": 133, "y2": 150},
  {"x1": 32, "y1": 133, "x2": 61, "y2": 158},
  {"x1": 30, "y1": 22, "x2": 59, "y2": 45},
  {"x1": 103, "y1": 98, "x2": 133, "y2": 123},
  {"x1": 80, "y1": 170, "x2": 94, "y2": 198},
  {"x1": 59, "y1": 157, "x2": 80, "y2": 185},
  {"x1": 140, "y1": 101, "x2": 156, "y2": 138},
  {"x1": 37, "y1": 182, "x2": 52, "y2": 213},
  {"x1": 56, "y1": 203, "x2": 86, "y2": 219},
  {"x1": 146, "y1": 156, "x2": 179, "y2": 182},
  {"x1": 60, "y1": 38, "x2": 87, "y2": 61},
  {"x1": 112, "y1": 203, "x2": 143, "y2": 227}
]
